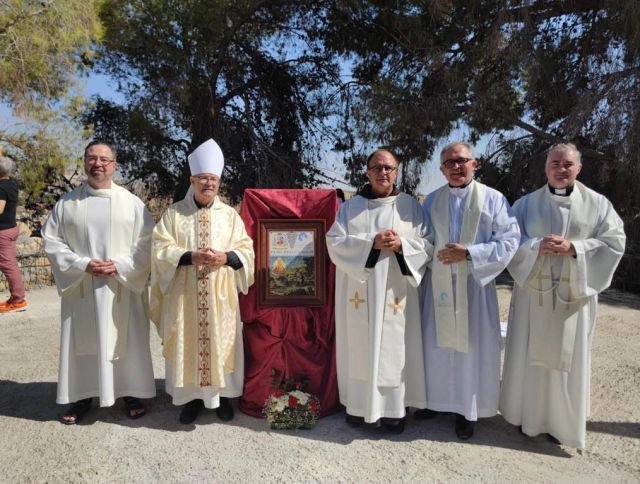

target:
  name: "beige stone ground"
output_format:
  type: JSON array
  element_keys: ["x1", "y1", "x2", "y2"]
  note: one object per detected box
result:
[{"x1": 0, "y1": 285, "x2": 638, "y2": 483}]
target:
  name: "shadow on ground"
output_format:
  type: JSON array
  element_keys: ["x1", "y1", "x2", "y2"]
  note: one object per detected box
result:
[{"x1": 3, "y1": 378, "x2": 635, "y2": 456}]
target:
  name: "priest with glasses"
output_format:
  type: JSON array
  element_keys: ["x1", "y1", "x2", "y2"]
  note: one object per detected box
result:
[{"x1": 418, "y1": 141, "x2": 520, "y2": 439}]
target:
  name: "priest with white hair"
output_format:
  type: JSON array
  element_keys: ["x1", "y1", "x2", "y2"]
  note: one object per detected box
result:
[
  {"x1": 500, "y1": 143, "x2": 625, "y2": 448},
  {"x1": 418, "y1": 141, "x2": 520, "y2": 440},
  {"x1": 150, "y1": 139, "x2": 254, "y2": 424}
]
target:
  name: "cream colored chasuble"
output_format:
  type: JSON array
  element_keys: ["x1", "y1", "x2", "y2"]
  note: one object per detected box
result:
[
  {"x1": 151, "y1": 194, "x2": 254, "y2": 389},
  {"x1": 59, "y1": 183, "x2": 144, "y2": 360},
  {"x1": 430, "y1": 180, "x2": 486, "y2": 353},
  {"x1": 344, "y1": 194, "x2": 414, "y2": 387},
  {"x1": 521, "y1": 183, "x2": 597, "y2": 372}
]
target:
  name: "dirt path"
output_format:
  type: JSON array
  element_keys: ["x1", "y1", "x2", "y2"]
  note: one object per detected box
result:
[{"x1": 0, "y1": 286, "x2": 638, "y2": 482}]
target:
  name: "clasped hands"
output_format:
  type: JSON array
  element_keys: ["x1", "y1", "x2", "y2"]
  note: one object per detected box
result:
[
  {"x1": 192, "y1": 247, "x2": 227, "y2": 268},
  {"x1": 373, "y1": 229, "x2": 402, "y2": 252},
  {"x1": 539, "y1": 234, "x2": 576, "y2": 256},
  {"x1": 85, "y1": 259, "x2": 117, "y2": 277},
  {"x1": 437, "y1": 243, "x2": 468, "y2": 265}
]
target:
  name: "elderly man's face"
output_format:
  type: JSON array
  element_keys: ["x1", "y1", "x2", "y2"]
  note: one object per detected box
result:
[
  {"x1": 545, "y1": 149, "x2": 582, "y2": 189},
  {"x1": 440, "y1": 144, "x2": 477, "y2": 187},
  {"x1": 84, "y1": 144, "x2": 117, "y2": 189},
  {"x1": 190, "y1": 173, "x2": 220, "y2": 205},
  {"x1": 366, "y1": 151, "x2": 398, "y2": 197}
]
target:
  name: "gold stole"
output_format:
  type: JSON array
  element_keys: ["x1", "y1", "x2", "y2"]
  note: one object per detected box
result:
[
  {"x1": 524, "y1": 182, "x2": 597, "y2": 371},
  {"x1": 196, "y1": 208, "x2": 213, "y2": 386},
  {"x1": 430, "y1": 180, "x2": 486, "y2": 353},
  {"x1": 194, "y1": 199, "x2": 238, "y2": 388},
  {"x1": 344, "y1": 193, "x2": 413, "y2": 387}
]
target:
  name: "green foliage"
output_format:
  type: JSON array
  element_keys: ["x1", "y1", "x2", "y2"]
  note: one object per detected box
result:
[
  {"x1": 88, "y1": 0, "x2": 339, "y2": 202},
  {"x1": 0, "y1": 0, "x2": 103, "y2": 114},
  {"x1": 0, "y1": 0, "x2": 103, "y2": 219}
]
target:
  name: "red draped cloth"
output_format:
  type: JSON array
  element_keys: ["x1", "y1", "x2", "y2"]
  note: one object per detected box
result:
[{"x1": 239, "y1": 189, "x2": 340, "y2": 417}]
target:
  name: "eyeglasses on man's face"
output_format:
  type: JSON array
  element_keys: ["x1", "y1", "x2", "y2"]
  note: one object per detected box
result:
[
  {"x1": 367, "y1": 164, "x2": 398, "y2": 174},
  {"x1": 85, "y1": 156, "x2": 115, "y2": 166},
  {"x1": 194, "y1": 175, "x2": 220, "y2": 184},
  {"x1": 548, "y1": 160, "x2": 578, "y2": 170},
  {"x1": 442, "y1": 157, "x2": 473, "y2": 169}
]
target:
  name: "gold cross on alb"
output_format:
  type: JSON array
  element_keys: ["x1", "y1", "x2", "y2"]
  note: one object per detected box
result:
[
  {"x1": 387, "y1": 297, "x2": 404, "y2": 315},
  {"x1": 535, "y1": 272, "x2": 552, "y2": 306},
  {"x1": 349, "y1": 291, "x2": 365, "y2": 310}
]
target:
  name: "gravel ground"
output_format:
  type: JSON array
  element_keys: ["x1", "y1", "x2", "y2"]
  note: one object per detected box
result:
[{"x1": 0, "y1": 285, "x2": 638, "y2": 483}]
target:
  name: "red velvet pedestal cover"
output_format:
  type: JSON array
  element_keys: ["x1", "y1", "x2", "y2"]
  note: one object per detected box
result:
[{"x1": 239, "y1": 189, "x2": 340, "y2": 417}]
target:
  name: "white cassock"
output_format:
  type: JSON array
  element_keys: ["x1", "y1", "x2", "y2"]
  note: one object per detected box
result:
[
  {"x1": 500, "y1": 182, "x2": 625, "y2": 448},
  {"x1": 326, "y1": 192, "x2": 432, "y2": 422},
  {"x1": 150, "y1": 194, "x2": 254, "y2": 409},
  {"x1": 42, "y1": 183, "x2": 156, "y2": 406},
  {"x1": 421, "y1": 181, "x2": 520, "y2": 420}
]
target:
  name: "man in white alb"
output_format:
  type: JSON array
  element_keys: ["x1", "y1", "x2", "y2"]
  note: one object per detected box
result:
[
  {"x1": 326, "y1": 149, "x2": 432, "y2": 434},
  {"x1": 418, "y1": 141, "x2": 520, "y2": 439},
  {"x1": 150, "y1": 139, "x2": 254, "y2": 425},
  {"x1": 43, "y1": 141, "x2": 156, "y2": 424},
  {"x1": 500, "y1": 143, "x2": 625, "y2": 448}
]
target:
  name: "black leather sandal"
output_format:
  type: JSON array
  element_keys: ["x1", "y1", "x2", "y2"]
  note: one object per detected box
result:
[
  {"x1": 123, "y1": 396, "x2": 146, "y2": 419},
  {"x1": 61, "y1": 398, "x2": 92, "y2": 425}
]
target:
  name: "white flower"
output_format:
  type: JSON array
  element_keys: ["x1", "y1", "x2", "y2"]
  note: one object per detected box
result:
[{"x1": 288, "y1": 390, "x2": 309, "y2": 405}]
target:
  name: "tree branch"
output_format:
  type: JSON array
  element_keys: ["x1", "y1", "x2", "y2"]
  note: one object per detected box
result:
[{"x1": 512, "y1": 118, "x2": 608, "y2": 159}]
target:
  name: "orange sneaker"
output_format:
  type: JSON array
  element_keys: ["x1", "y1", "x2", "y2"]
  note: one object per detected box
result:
[{"x1": 0, "y1": 298, "x2": 28, "y2": 313}]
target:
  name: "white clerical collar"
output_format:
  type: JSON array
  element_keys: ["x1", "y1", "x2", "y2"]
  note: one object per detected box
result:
[
  {"x1": 448, "y1": 184, "x2": 470, "y2": 198},
  {"x1": 548, "y1": 183, "x2": 574, "y2": 197},
  {"x1": 86, "y1": 183, "x2": 112, "y2": 198}
]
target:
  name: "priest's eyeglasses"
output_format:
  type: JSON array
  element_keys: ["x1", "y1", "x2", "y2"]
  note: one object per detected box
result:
[
  {"x1": 442, "y1": 157, "x2": 472, "y2": 169},
  {"x1": 194, "y1": 175, "x2": 220, "y2": 184},
  {"x1": 367, "y1": 164, "x2": 397, "y2": 174},
  {"x1": 548, "y1": 161, "x2": 578, "y2": 170},
  {"x1": 85, "y1": 156, "x2": 115, "y2": 166}
]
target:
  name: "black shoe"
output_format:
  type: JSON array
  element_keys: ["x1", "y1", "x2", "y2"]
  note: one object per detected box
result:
[
  {"x1": 413, "y1": 408, "x2": 439, "y2": 420},
  {"x1": 216, "y1": 397, "x2": 234, "y2": 421},
  {"x1": 179, "y1": 399, "x2": 203, "y2": 424},
  {"x1": 455, "y1": 414, "x2": 475, "y2": 440},
  {"x1": 381, "y1": 417, "x2": 405, "y2": 434},
  {"x1": 345, "y1": 413, "x2": 365, "y2": 427},
  {"x1": 547, "y1": 433, "x2": 561, "y2": 445}
]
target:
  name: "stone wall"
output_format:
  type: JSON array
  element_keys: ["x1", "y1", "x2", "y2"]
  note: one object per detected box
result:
[{"x1": 0, "y1": 222, "x2": 54, "y2": 292}]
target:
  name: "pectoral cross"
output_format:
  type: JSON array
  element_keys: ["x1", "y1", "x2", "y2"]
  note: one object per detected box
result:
[
  {"x1": 349, "y1": 291, "x2": 365, "y2": 310},
  {"x1": 560, "y1": 276, "x2": 573, "y2": 310},
  {"x1": 387, "y1": 297, "x2": 404, "y2": 315},
  {"x1": 534, "y1": 272, "x2": 552, "y2": 306}
]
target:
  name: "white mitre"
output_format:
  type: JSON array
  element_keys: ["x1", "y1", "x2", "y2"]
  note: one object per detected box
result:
[{"x1": 188, "y1": 138, "x2": 224, "y2": 176}]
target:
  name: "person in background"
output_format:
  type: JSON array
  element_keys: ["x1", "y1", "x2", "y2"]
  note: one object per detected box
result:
[{"x1": 0, "y1": 147, "x2": 28, "y2": 313}]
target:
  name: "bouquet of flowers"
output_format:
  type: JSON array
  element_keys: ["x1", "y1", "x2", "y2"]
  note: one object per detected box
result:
[{"x1": 264, "y1": 370, "x2": 320, "y2": 430}]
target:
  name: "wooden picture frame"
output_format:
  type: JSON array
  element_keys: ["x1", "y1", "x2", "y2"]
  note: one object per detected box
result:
[{"x1": 257, "y1": 219, "x2": 327, "y2": 307}]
